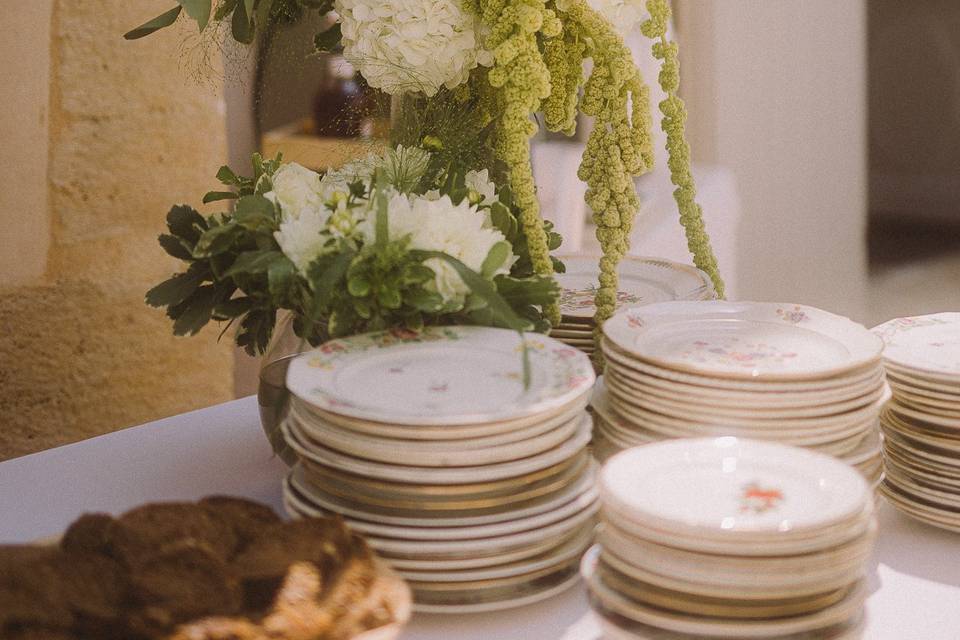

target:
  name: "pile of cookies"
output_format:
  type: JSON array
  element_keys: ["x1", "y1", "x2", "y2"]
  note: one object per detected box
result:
[{"x1": 0, "y1": 497, "x2": 409, "y2": 640}]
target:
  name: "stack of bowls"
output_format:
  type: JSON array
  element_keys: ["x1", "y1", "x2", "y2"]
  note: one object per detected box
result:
[
  {"x1": 584, "y1": 438, "x2": 877, "y2": 640},
  {"x1": 593, "y1": 301, "x2": 887, "y2": 486},
  {"x1": 873, "y1": 313, "x2": 960, "y2": 532},
  {"x1": 279, "y1": 326, "x2": 598, "y2": 611},
  {"x1": 549, "y1": 255, "x2": 716, "y2": 359}
]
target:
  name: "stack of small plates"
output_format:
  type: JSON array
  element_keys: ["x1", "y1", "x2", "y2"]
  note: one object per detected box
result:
[
  {"x1": 279, "y1": 326, "x2": 598, "y2": 612},
  {"x1": 872, "y1": 313, "x2": 960, "y2": 532},
  {"x1": 584, "y1": 438, "x2": 876, "y2": 639},
  {"x1": 593, "y1": 301, "x2": 888, "y2": 486},
  {"x1": 550, "y1": 255, "x2": 716, "y2": 357}
]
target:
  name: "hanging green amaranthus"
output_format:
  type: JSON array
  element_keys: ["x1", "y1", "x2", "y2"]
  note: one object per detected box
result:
[{"x1": 643, "y1": 0, "x2": 725, "y2": 298}]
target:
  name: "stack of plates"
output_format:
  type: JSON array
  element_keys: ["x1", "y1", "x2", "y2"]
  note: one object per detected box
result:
[
  {"x1": 873, "y1": 313, "x2": 960, "y2": 532},
  {"x1": 593, "y1": 301, "x2": 888, "y2": 486},
  {"x1": 584, "y1": 438, "x2": 877, "y2": 639},
  {"x1": 279, "y1": 326, "x2": 599, "y2": 612},
  {"x1": 550, "y1": 255, "x2": 716, "y2": 357}
]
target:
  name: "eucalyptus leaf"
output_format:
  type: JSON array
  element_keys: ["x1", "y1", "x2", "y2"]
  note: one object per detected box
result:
[
  {"x1": 178, "y1": 0, "x2": 212, "y2": 30},
  {"x1": 214, "y1": 0, "x2": 239, "y2": 20},
  {"x1": 123, "y1": 6, "x2": 182, "y2": 40},
  {"x1": 481, "y1": 241, "x2": 510, "y2": 278},
  {"x1": 232, "y1": 0, "x2": 254, "y2": 43}
]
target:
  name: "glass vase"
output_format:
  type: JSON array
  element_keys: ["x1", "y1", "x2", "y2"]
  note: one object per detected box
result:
[{"x1": 257, "y1": 311, "x2": 304, "y2": 466}]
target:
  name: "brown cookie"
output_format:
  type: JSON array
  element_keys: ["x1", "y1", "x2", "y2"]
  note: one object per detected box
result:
[
  {"x1": 107, "y1": 503, "x2": 239, "y2": 568},
  {"x1": 0, "y1": 559, "x2": 75, "y2": 633},
  {"x1": 60, "y1": 513, "x2": 114, "y2": 557},
  {"x1": 198, "y1": 496, "x2": 282, "y2": 552},
  {"x1": 128, "y1": 540, "x2": 242, "y2": 627}
]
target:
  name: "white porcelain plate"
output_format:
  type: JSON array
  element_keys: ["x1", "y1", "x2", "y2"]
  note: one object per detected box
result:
[
  {"x1": 600, "y1": 438, "x2": 870, "y2": 536},
  {"x1": 872, "y1": 313, "x2": 960, "y2": 377},
  {"x1": 555, "y1": 255, "x2": 713, "y2": 320},
  {"x1": 286, "y1": 326, "x2": 594, "y2": 425},
  {"x1": 603, "y1": 301, "x2": 883, "y2": 380}
]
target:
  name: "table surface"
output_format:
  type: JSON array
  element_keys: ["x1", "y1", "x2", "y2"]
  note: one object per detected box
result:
[{"x1": 2, "y1": 396, "x2": 959, "y2": 640}]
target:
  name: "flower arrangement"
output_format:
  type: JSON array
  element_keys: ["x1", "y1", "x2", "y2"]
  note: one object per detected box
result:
[
  {"x1": 145, "y1": 145, "x2": 561, "y2": 354},
  {"x1": 131, "y1": 0, "x2": 724, "y2": 355}
]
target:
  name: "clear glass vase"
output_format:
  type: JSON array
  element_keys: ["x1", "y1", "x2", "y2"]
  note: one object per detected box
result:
[{"x1": 257, "y1": 312, "x2": 304, "y2": 466}]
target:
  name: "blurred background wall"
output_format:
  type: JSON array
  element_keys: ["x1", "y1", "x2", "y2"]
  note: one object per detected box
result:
[{"x1": 0, "y1": 2, "x2": 234, "y2": 461}]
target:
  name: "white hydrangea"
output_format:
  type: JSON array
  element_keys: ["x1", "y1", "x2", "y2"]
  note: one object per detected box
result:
[
  {"x1": 335, "y1": 0, "x2": 493, "y2": 97},
  {"x1": 360, "y1": 193, "x2": 516, "y2": 303},
  {"x1": 586, "y1": 0, "x2": 647, "y2": 34},
  {"x1": 265, "y1": 163, "x2": 331, "y2": 275}
]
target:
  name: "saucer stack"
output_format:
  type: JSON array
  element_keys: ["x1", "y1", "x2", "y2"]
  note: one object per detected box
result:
[
  {"x1": 550, "y1": 255, "x2": 716, "y2": 358},
  {"x1": 584, "y1": 438, "x2": 877, "y2": 640},
  {"x1": 872, "y1": 313, "x2": 960, "y2": 532},
  {"x1": 593, "y1": 301, "x2": 887, "y2": 486},
  {"x1": 279, "y1": 326, "x2": 598, "y2": 612}
]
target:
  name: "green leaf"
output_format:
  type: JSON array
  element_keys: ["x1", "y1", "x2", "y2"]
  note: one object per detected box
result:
[
  {"x1": 481, "y1": 241, "x2": 511, "y2": 278},
  {"x1": 214, "y1": 296, "x2": 253, "y2": 319},
  {"x1": 244, "y1": 0, "x2": 256, "y2": 22},
  {"x1": 224, "y1": 250, "x2": 284, "y2": 277},
  {"x1": 406, "y1": 289, "x2": 444, "y2": 312},
  {"x1": 178, "y1": 0, "x2": 212, "y2": 31},
  {"x1": 124, "y1": 6, "x2": 182, "y2": 40},
  {"x1": 233, "y1": 194, "x2": 277, "y2": 231},
  {"x1": 314, "y1": 23, "x2": 342, "y2": 52},
  {"x1": 231, "y1": 0, "x2": 254, "y2": 43},
  {"x1": 158, "y1": 234, "x2": 193, "y2": 261},
  {"x1": 166, "y1": 204, "x2": 206, "y2": 243},
  {"x1": 267, "y1": 256, "x2": 298, "y2": 299},
  {"x1": 347, "y1": 274, "x2": 371, "y2": 297},
  {"x1": 216, "y1": 165, "x2": 242, "y2": 186},
  {"x1": 373, "y1": 176, "x2": 389, "y2": 249},
  {"x1": 494, "y1": 274, "x2": 560, "y2": 307},
  {"x1": 308, "y1": 249, "x2": 355, "y2": 315},
  {"x1": 194, "y1": 222, "x2": 241, "y2": 257},
  {"x1": 203, "y1": 190, "x2": 238, "y2": 204},
  {"x1": 145, "y1": 263, "x2": 207, "y2": 308},
  {"x1": 377, "y1": 287, "x2": 402, "y2": 310},
  {"x1": 410, "y1": 250, "x2": 532, "y2": 332},
  {"x1": 255, "y1": 0, "x2": 275, "y2": 28},
  {"x1": 214, "y1": 0, "x2": 239, "y2": 20}
]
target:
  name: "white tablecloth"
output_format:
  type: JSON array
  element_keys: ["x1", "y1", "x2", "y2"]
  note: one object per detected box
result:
[{"x1": 1, "y1": 397, "x2": 958, "y2": 639}]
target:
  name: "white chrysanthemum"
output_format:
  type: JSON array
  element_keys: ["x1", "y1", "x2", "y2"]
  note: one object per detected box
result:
[
  {"x1": 318, "y1": 155, "x2": 379, "y2": 199},
  {"x1": 586, "y1": 0, "x2": 647, "y2": 34},
  {"x1": 464, "y1": 169, "x2": 497, "y2": 207},
  {"x1": 335, "y1": 0, "x2": 493, "y2": 97},
  {"x1": 360, "y1": 193, "x2": 516, "y2": 303},
  {"x1": 274, "y1": 213, "x2": 330, "y2": 275}
]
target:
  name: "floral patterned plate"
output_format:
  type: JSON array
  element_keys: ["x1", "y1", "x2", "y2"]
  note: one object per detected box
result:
[
  {"x1": 603, "y1": 301, "x2": 883, "y2": 381},
  {"x1": 871, "y1": 313, "x2": 960, "y2": 378},
  {"x1": 286, "y1": 326, "x2": 594, "y2": 425},
  {"x1": 555, "y1": 255, "x2": 714, "y2": 321},
  {"x1": 600, "y1": 438, "x2": 870, "y2": 538}
]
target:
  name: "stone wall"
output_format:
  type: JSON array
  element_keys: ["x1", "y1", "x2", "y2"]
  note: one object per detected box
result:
[{"x1": 0, "y1": 2, "x2": 234, "y2": 461}]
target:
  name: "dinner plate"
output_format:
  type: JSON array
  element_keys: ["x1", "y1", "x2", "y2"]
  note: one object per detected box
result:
[
  {"x1": 286, "y1": 326, "x2": 594, "y2": 425},
  {"x1": 603, "y1": 302, "x2": 882, "y2": 381},
  {"x1": 872, "y1": 313, "x2": 960, "y2": 378},
  {"x1": 602, "y1": 338, "x2": 882, "y2": 392},
  {"x1": 290, "y1": 395, "x2": 590, "y2": 441},
  {"x1": 555, "y1": 255, "x2": 713, "y2": 320},
  {"x1": 287, "y1": 409, "x2": 583, "y2": 467},
  {"x1": 412, "y1": 563, "x2": 581, "y2": 613},
  {"x1": 603, "y1": 364, "x2": 886, "y2": 409},
  {"x1": 583, "y1": 547, "x2": 868, "y2": 638},
  {"x1": 281, "y1": 413, "x2": 592, "y2": 484},
  {"x1": 600, "y1": 438, "x2": 871, "y2": 538}
]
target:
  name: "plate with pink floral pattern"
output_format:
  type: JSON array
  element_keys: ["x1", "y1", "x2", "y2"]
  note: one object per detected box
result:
[
  {"x1": 555, "y1": 255, "x2": 714, "y2": 320},
  {"x1": 871, "y1": 313, "x2": 960, "y2": 378},
  {"x1": 600, "y1": 438, "x2": 870, "y2": 537},
  {"x1": 286, "y1": 326, "x2": 595, "y2": 425},
  {"x1": 602, "y1": 301, "x2": 883, "y2": 380}
]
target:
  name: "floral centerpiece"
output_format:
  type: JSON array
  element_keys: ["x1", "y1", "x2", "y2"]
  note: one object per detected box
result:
[{"x1": 132, "y1": 0, "x2": 724, "y2": 353}]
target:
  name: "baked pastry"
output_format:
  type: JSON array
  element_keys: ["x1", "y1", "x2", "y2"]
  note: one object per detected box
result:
[{"x1": 0, "y1": 497, "x2": 409, "y2": 640}]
